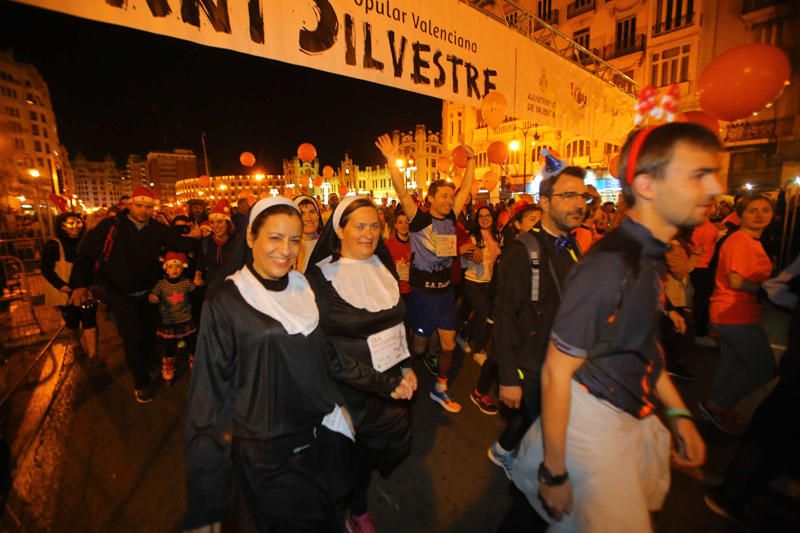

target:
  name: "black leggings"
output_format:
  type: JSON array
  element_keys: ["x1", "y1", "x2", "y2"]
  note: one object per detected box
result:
[{"x1": 58, "y1": 304, "x2": 97, "y2": 330}]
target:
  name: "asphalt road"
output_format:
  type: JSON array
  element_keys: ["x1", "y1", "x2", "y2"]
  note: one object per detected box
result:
[{"x1": 2, "y1": 303, "x2": 798, "y2": 532}]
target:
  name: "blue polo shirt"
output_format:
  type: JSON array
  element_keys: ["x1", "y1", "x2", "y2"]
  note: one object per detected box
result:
[{"x1": 550, "y1": 218, "x2": 669, "y2": 419}]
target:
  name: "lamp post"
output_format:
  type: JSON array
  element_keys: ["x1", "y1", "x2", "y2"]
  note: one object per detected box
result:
[
  {"x1": 508, "y1": 125, "x2": 540, "y2": 195},
  {"x1": 28, "y1": 168, "x2": 54, "y2": 239}
]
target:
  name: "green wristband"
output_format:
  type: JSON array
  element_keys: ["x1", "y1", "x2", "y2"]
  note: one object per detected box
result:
[{"x1": 665, "y1": 408, "x2": 693, "y2": 419}]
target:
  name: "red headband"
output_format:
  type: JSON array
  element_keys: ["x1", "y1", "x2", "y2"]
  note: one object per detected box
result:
[{"x1": 625, "y1": 126, "x2": 657, "y2": 185}]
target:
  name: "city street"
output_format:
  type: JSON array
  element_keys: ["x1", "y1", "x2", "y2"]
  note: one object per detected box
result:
[{"x1": 2, "y1": 296, "x2": 798, "y2": 532}]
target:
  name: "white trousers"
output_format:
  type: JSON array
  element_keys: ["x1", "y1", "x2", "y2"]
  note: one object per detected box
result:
[{"x1": 512, "y1": 381, "x2": 671, "y2": 533}]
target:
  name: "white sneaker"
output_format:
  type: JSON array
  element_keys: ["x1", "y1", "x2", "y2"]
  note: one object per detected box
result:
[
  {"x1": 695, "y1": 335, "x2": 718, "y2": 348},
  {"x1": 472, "y1": 351, "x2": 487, "y2": 366},
  {"x1": 456, "y1": 334, "x2": 472, "y2": 354}
]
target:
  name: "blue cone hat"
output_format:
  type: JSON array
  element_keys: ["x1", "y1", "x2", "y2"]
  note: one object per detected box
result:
[{"x1": 540, "y1": 148, "x2": 566, "y2": 180}]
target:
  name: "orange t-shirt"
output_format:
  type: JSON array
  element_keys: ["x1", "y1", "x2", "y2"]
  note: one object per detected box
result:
[
  {"x1": 690, "y1": 219, "x2": 718, "y2": 269},
  {"x1": 710, "y1": 231, "x2": 772, "y2": 324}
]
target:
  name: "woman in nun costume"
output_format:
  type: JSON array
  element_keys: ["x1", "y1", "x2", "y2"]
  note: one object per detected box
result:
[
  {"x1": 306, "y1": 196, "x2": 418, "y2": 533},
  {"x1": 185, "y1": 197, "x2": 355, "y2": 533}
]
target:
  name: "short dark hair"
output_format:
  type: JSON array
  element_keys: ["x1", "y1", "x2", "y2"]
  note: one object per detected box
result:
[
  {"x1": 735, "y1": 193, "x2": 774, "y2": 217},
  {"x1": 540, "y1": 166, "x2": 587, "y2": 198},
  {"x1": 249, "y1": 204, "x2": 301, "y2": 238},
  {"x1": 429, "y1": 179, "x2": 456, "y2": 198},
  {"x1": 618, "y1": 122, "x2": 723, "y2": 206}
]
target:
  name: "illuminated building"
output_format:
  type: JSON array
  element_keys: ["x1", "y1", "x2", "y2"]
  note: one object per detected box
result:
[
  {"x1": 71, "y1": 153, "x2": 126, "y2": 209},
  {"x1": 175, "y1": 174, "x2": 286, "y2": 204}
]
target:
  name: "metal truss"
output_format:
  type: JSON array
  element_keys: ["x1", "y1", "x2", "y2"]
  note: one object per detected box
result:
[{"x1": 460, "y1": 0, "x2": 640, "y2": 97}]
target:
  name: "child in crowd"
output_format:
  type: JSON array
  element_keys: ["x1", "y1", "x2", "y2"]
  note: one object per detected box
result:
[{"x1": 149, "y1": 251, "x2": 197, "y2": 382}]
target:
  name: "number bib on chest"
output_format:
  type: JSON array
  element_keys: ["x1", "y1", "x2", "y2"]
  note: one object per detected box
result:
[
  {"x1": 367, "y1": 323, "x2": 411, "y2": 372},
  {"x1": 433, "y1": 234, "x2": 457, "y2": 257}
]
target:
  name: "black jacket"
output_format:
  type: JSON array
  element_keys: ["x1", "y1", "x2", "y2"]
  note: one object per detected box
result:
[
  {"x1": 493, "y1": 228, "x2": 581, "y2": 387},
  {"x1": 72, "y1": 213, "x2": 195, "y2": 294},
  {"x1": 306, "y1": 264, "x2": 411, "y2": 456}
]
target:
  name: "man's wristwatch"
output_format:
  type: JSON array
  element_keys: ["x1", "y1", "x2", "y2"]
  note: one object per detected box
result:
[{"x1": 538, "y1": 462, "x2": 569, "y2": 487}]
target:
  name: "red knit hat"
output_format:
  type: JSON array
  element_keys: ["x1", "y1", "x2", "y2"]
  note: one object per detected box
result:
[
  {"x1": 208, "y1": 199, "x2": 231, "y2": 221},
  {"x1": 163, "y1": 251, "x2": 188, "y2": 268},
  {"x1": 132, "y1": 186, "x2": 156, "y2": 203}
]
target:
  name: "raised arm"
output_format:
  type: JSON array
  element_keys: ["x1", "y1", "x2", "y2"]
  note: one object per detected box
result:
[
  {"x1": 453, "y1": 146, "x2": 476, "y2": 216},
  {"x1": 375, "y1": 134, "x2": 418, "y2": 220}
]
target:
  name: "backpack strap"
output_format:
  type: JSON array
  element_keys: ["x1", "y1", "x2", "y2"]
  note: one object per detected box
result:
[
  {"x1": 517, "y1": 231, "x2": 543, "y2": 302},
  {"x1": 93, "y1": 219, "x2": 117, "y2": 275}
]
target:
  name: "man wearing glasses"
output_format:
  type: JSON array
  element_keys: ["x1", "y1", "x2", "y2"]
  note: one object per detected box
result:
[{"x1": 490, "y1": 158, "x2": 588, "y2": 483}]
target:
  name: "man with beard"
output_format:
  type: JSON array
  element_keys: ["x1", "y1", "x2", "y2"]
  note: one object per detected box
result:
[
  {"x1": 490, "y1": 155, "x2": 588, "y2": 479},
  {"x1": 513, "y1": 122, "x2": 715, "y2": 531}
]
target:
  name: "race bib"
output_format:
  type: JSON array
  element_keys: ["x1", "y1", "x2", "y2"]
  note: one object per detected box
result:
[
  {"x1": 433, "y1": 234, "x2": 457, "y2": 257},
  {"x1": 396, "y1": 261, "x2": 410, "y2": 282},
  {"x1": 367, "y1": 323, "x2": 411, "y2": 372}
]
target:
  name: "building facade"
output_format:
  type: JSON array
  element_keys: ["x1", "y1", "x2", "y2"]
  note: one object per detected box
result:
[
  {"x1": 146, "y1": 149, "x2": 198, "y2": 201},
  {"x1": 0, "y1": 50, "x2": 71, "y2": 208},
  {"x1": 456, "y1": 0, "x2": 800, "y2": 194},
  {"x1": 71, "y1": 153, "x2": 126, "y2": 209},
  {"x1": 175, "y1": 174, "x2": 286, "y2": 204}
]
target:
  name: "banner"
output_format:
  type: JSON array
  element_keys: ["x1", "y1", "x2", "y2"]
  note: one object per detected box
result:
[{"x1": 13, "y1": 0, "x2": 635, "y2": 142}]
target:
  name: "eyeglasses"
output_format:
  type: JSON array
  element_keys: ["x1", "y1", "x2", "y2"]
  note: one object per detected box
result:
[{"x1": 551, "y1": 192, "x2": 594, "y2": 203}]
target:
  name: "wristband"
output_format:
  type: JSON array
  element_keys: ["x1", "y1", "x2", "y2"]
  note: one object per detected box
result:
[{"x1": 665, "y1": 408, "x2": 693, "y2": 420}]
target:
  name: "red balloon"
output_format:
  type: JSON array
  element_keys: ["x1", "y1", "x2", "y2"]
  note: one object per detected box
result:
[
  {"x1": 487, "y1": 141, "x2": 509, "y2": 164},
  {"x1": 298, "y1": 143, "x2": 317, "y2": 163},
  {"x1": 698, "y1": 44, "x2": 791, "y2": 122},
  {"x1": 338, "y1": 184, "x2": 349, "y2": 196},
  {"x1": 471, "y1": 179, "x2": 481, "y2": 196},
  {"x1": 482, "y1": 171, "x2": 499, "y2": 192},
  {"x1": 609, "y1": 155, "x2": 620, "y2": 178},
  {"x1": 683, "y1": 110, "x2": 721, "y2": 135},
  {"x1": 482, "y1": 91, "x2": 508, "y2": 129},
  {"x1": 198, "y1": 175, "x2": 210, "y2": 187},
  {"x1": 240, "y1": 152, "x2": 256, "y2": 167},
  {"x1": 452, "y1": 146, "x2": 469, "y2": 169},
  {"x1": 322, "y1": 165, "x2": 334, "y2": 179},
  {"x1": 312, "y1": 177, "x2": 323, "y2": 187},
  {"x1": 436, "y1": 157, "x2": 452, "y2": 173}
]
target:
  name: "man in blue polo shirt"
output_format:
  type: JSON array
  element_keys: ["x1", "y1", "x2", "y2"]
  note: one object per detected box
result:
[
  {"x1": 512, "y1": 122, "x2": 720, "y2": 531},
  {"x1": 376, "y1": 133, "x2": 476, "y2": 413}
]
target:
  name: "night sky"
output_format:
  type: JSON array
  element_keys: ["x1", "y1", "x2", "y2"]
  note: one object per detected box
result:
[{"x1": 0, "y1": 2, "x2": 442, "y2": 175}]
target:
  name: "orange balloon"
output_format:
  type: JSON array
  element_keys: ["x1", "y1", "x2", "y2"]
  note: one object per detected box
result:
[
  {"x1": 322, "y1": 165, "x2": 334, "y2": 179},
  {"x1": 609, "y1": 155, "x2": 620, "y2": 178},
  {"x1": 338, "y1": 184, "x2": 349, "y2": 196},
  {"x1": 240, "y1": 152, "x2": 256, "y2": 167},
  {"x1": 481, "y1": 91, "x2": 508, "y2": 129},
  {"x1": 297, "y1": 143, "x2": 317, "y2": 163},
  {"x1": 452, "y1": 146, "x2": 469, "y2": 169},
  {"x1": 482, "y1": 170, "x2": 499, "y2": 192},
  {"x1": 452, "y1": 173, "x2": 464, "y2": 188},
  {"x1": 487, "y1": 141, "x2": 509, "y2": 164},
  {"x1": 198, "y1": 175, "x2": 210, "y2": 187},
  {"x1": 312, "y1": 177, "x2": 323, "y2": 187},
  {"x1": 683, "y1": 110, "x2": 721, "y2": 135},
  {"x1": 698, "y1": 44, "x2": 791, "y2": 122},
  {"x1": 471, "y1": 179, "x2": 481, "y2": 196},
  {"x1": 437, "y1": 157, "x2": 452, "y2": 173}
]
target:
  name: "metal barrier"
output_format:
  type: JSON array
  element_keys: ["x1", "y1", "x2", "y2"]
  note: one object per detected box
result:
[{"x1": 0, "y1": 255, "x2": 44, "y2": 343}]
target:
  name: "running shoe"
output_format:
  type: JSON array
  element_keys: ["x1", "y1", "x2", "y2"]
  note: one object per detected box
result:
[
  {"x1": 472, "y1": 351, "x2": 488, "y2": 366},
  {"x1": 470, "y1": 388, "x2": 499, "y2": 415},
  {"x1": 488, "y1": 441, "x2": 516, "y2": 479},
  {"x1": 423, "y1": 354, "x2": 439, "y2": 376},
  {"x1": 345, "y1": 512, "x2": 376, "y2": 533},
  {"x1": 456, "y1": 334, "x2": 472, "y2": 354},
  {"x1": 694, "y1": 335, "x2": 718, "y2": 348},
  {"x1": 698, "y1": 402, "x2": 745, "y2": 436},
  {"x1": 134, "y1": 386, "x2": 154, "y2": 404},
  {"x1": 161, "y1": 357, "x2": 175, "y2": 382},
  {"x1": 430, "y1": 388, "x2": 462, "y2": 413}
]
